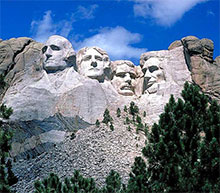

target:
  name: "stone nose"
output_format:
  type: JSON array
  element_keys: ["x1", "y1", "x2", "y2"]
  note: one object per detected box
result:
[
  {"x1": 46, "y1": 54, "x2": 52, "y2": 60},
  {"x1": 125, "y1": 74, "x2": 131, "y2": 84},
  {"x1": 91, "y1": 61, "x2": 97, "y2": 67},
  {"x1": 144, "y1": 70, "x2": 152, "y2": 81}
]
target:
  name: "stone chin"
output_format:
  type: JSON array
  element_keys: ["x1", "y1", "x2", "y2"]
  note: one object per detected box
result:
[
  {"x1": 43, "y1": 60, "x2": 68, "y2": 72},
  {"x1": 118, "y1": 86, "x2": 134, "y2": 96},
  {"x1": 81, "y1": 69, "x2": 104, "y2": 79}
]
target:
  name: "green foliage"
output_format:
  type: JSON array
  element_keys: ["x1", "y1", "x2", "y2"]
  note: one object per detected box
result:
[
  {"x1": 34, "y1": 173, "x2": 63, "y2": 193},
  {"x1": 125, "y1": 117, "x2": 130, "y2": 124},
  {"x1": 116, "y1": 108, "x2": 121, "y2": 118},
  {"x1": 124, "y1": 105, "x2": 127, "y2": 112},
  {"x1": 141, "y1": 82, "x2": 220, "y2": 192},
  {"x1": 136, "y1": 115, "x2": 142, "y2": 124},
  {"x1": 129, "y1": 101, "x2": 139, "y2": 116},
  {"x1": 102, "y1": 170, "x2": 124, "y2": 193},
  {"x1": 0, "y1": 104, "x2": 13, "y2": 119},
  {"x1": 143, "y1": 111, "x2": 146, "y2": 117},
  {"x1": 6, "y1": 160, "x2": 18, "y2": 186},
  {"x1": 0, "y1": 74, "x2": 6, "y2": 89},
  {"x1": 110, "y1": 123, "x2": 114, "y2": 131},
  {"x1": 34, "y1": 171, "x2": 99, "y2": 193},
  {"x1": 102, "y1": 109, "x2": 113, "y2": 125},
  {"x1": 0, "y1": 103, "x2": 17, "y2": 192},
  {"x1": 128, "y1": 126, "x2": 132, "y2": 131},
  {"x1": 96, "y1": 119, "x2": 100, "y2": 127},
  {"x1": 70, "y1": 170, "x2": 98, "y2": 192},
  {"x1": 127, "y1": 157, "x2": 149, "y2": 193}
]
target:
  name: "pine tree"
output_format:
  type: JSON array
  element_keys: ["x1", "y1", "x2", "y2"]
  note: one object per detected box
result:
[
  {"x1": 6, "y1": 160, "x2": 18, "y2": 186},
  {"x1": 117, "y1": 108, "x2": 121, "y2": 118},
  {"x1": 197, "y1": 100, "x2": 220, "y2": 192},
  {"x1": 102, "y1": 109, "x2": 113, "y2": 125},
  {"x1": 127, "y1": 157, "x2": 149, "y2": 193},
  {"x1": 124, "y1": 105, "x2": 127, "y2": 112},
  {"x1": 0, "y1": 76, "x2": 17, "y2": 192},
  {"x1": 34, "y1": 170, "x2": 99, "y2": 193},
  {"x1": 0, "y1": 74, "x2": 6, "y2": 89},
  {"x1": 141, "y1": 82, "x2": 220, "y2": 192},
  {"x1": 125, "y1": 117, "x2": 130, "y2": 124},
  {"x1": 102, "y1": 170, "x2": 124, "y2": 193},
  {"x1": 129, "y1": 101, "x2": 139, "y2": 116},
  {"x1": 110, "y1": 123, "x2": 114, "y2": 131},
  {"x1": 96, "y1": 119, "x2": 100, "y2": 127}
]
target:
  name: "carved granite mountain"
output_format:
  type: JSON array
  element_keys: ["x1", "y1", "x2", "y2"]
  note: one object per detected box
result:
[{"x1": 0, "y1": 35, "x2": 219, "y2": 192}]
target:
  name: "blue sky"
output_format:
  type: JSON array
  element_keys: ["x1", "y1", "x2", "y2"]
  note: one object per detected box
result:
[{"x1": 1, "y1": 0, "x2": 219, "y2": 64}]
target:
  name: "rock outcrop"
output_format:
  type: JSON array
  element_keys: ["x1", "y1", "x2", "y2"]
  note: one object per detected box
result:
[{"x1": 168, "y1": 35, "x2": 220, "y2": 101}]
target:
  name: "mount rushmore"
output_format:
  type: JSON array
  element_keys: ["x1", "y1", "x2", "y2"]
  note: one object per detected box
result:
[
  {"x1": 0, "y1": 35, "x2": 219, "y2": 159},
  {"x1": 0, "y1": 34, "x2": 219, "y2": 192}
]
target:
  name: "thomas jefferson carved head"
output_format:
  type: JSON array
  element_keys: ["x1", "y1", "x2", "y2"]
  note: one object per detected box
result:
[
  {"x1": 111, "y1": 60, "x2": 137, "y2": 96},
  {"x1": 140, "y1": 54, "x2": 165, "y2": 94},
  {"x1": 76, "y1": 47, "x2": 110, "y2": 82},
  {"x1": 42, "y1": 35, "x2": 76, "y2": 73}
]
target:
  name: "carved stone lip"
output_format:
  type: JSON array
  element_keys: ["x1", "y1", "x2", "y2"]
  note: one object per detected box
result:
[
  {"x1": 45, "y1": 58, "x2": 55, "y2": 63},
  {"x1": 121, "y1": 85, "x2": 132, "y2": 90},
  {"x1": 88, "y1": 68, "x2": 99, "y2": 71}
]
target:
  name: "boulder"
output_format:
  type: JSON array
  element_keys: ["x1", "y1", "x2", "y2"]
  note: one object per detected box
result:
[{"x1": 168, "y1": 40, "x2": 182, "y2": 50}]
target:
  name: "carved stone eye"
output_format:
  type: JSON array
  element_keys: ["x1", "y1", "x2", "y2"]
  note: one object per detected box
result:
[
  {"x1": 50, "y1": 45, "x2": 60, "y2": 51},
  {"x1": 95, "y1": 56, "x2": 102, "y2": 61},
  {"x1": 130, "y1": 73, "x2": 136, "y2": 79},
  {"x1": 149, "y1": 66, "x2": 159, "y2": 73},
  {"x1": 42, "y1": 46, "x2": 47, "y2": 53},
  {"x1": 83, "y1": 55, "x2": 92, "y2": 61},
  {"x1": 116, "y1": 73, "x2": 125, "y2": 78}
]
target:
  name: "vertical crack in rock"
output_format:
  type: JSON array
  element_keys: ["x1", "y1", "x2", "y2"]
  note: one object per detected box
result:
[{"x1": 6, "y1": 39, "x2": 32, "y2": 75}]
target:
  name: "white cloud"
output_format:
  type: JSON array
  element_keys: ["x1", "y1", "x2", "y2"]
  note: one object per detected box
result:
[
  {"x1": 76, "y1": 26, "x2": 147, "y2": 61},
  {"x1": 76, "y1": 4, "x2": 98, "y2": 19},
  {"x1": 30, "y1": 5, "x2": 98, "y2": 43},
  {"x1": 133, "y1": 0, "x2": 209, "y2": 26},
  {"x1": 30, "y1": 10, "x2": 57, "y2": 42},
  {"x1": 207, "y1": 10, "x2": 215, "y2": 16}
]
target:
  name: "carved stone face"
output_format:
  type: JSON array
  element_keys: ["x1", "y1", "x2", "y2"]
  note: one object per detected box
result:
[
  {"x1": 111, "y1": 61, "x2": 137, "y2": 96},
  {"x1": 141, "y1": 57, "x2": 165, "y2": 94},
  {"x1": 79, "y1": 48, "x2": 105, "y2": 80},
  {"x1": 42, "y1": 35, "x2": 75, "y2": 72},
  {"x1": 77, "y1": 47, "x2": 111, "y2": 82}
]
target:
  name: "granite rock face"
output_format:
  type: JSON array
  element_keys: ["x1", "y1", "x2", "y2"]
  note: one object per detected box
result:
[
  {"x1": 0, "y1": 37, "x2": 43, "y2": 91},
  {"x1": 0, "y1": 35, "x2": 219, "y2": 190},
  {"x1": 168, "y1": 35, "x2": 220, "y2": 101}
]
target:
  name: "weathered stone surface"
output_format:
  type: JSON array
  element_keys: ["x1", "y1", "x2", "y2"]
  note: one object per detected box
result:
[
  {"x1": 214, "y1": 56, "x2": 220, "y2": 66},
  {"x1": 182, "y1": 36, "x2": 202, "y2": 55},
  {"x1": 139, "y1": 46, "x2": 192, "y2": 124},
  {"x1": 176, "y1": 36, "x2": 220, "y2": 101},
  {"x1": 12, "y1": 113, "x2": 146, "y2": 193},
  {"x1": 0, "y1": 37, "x2": 43, "y2": 98},
  {"x1": 168, "y1": 40, "x2": 182, "y2": 50}
]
